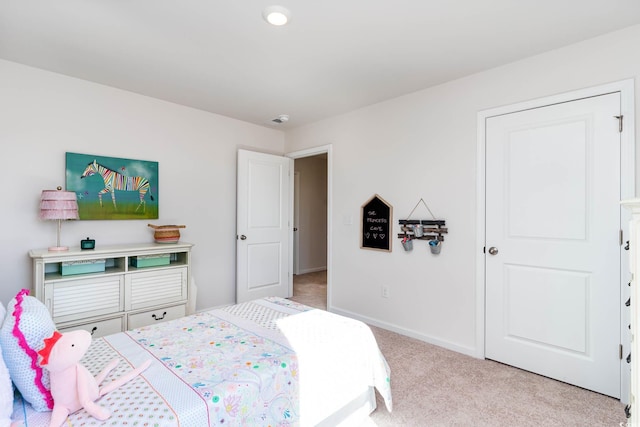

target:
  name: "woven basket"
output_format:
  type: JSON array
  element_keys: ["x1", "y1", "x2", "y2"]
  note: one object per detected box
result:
[{"x1": 148, "y1": 224, "x2": 186, "y2": 244}]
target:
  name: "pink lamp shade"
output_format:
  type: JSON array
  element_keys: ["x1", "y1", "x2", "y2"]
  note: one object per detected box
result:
[{"x1": 40, "y1": 187, "x2": 79, "y2": 251}]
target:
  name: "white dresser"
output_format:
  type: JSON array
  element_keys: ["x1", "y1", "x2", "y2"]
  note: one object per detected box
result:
[
  {"x1": 29, "y1": 242, "x2": 193, "y2": 338},
  {"x1": 623, "y1": 200, "x2": 640, "y2": 425}
]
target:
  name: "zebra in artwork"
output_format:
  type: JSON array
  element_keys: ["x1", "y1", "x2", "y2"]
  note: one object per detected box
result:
[{"x1": 81, "y1": 160, "x2": 154, "y2": 213}]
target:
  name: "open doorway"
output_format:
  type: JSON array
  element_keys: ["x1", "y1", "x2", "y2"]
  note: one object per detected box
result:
[
  {"x1": 292, "y1": 154, "x2": 327, "y2": 309},
  {"x1": 287, "y1": 146, "x2": 331, "y2": 311}
]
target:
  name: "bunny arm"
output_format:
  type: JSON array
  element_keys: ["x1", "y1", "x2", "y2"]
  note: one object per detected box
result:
[
  {"x1": 76, "y1": 364, "x2": 110, "y2": 421},
  {"x1": 99, "y1": 359, "x2": 151, "y2": 396},
  {"x1": 94, "y1": 358, "x2": 119, "y2": 385}
]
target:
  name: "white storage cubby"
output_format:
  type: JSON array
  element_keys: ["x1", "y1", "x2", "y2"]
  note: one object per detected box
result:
[{"x1": 29, "y1": 242, "x2": 193, "y2": 336}]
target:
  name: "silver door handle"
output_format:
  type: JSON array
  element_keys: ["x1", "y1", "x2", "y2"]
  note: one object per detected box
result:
[
  {"x1": 488, "y1": 247, "x2": 498, "y2": 255},
  {"x1": 239, "y1": 235, "x2": 247, "y2": 240}
]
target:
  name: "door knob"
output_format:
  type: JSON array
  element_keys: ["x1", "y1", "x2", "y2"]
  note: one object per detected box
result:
[
  {"x1": 239, "y1": 235, "x2": 247, "y2": 240},
  {"x1": 488, "y1": 247, "x2": 499, "y2": 255},
  {"x1": 293, "y1": 228, "x2": 298, "y2": 231}
]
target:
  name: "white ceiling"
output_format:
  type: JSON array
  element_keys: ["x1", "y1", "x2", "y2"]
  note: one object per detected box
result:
[{"x1": 2, "y1": 1, "x2": 640, "y2": 129}]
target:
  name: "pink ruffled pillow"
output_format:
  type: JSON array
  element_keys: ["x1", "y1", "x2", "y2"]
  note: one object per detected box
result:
[
  {"x1": 0, "y1": 302, "x2": 14, "y2": 426},
  {"x1": 0, "y1": 289, "x2": 55, "y2": 412}
]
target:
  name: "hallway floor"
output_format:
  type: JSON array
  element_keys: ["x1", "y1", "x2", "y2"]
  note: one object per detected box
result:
[{"x1": 290, "y1": 270, "x2": 327, "y2": 310}]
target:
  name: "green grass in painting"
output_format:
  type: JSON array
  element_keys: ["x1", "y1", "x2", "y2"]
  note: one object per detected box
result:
[{"x1": 78, "y1": 201, "x2": 158, "y2": 220}]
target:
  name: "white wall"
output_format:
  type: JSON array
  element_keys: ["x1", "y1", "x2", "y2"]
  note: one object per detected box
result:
[
  {"x1": 284, "y1": 25, "x2": 640, "y2": 355},
  {"x1": 3, "y1": 23, "x2": 639, "y2": 356},
  {"x1": 0, "y1": 59, "x2": 285, "y2": 310},
  {"x1": 294, "y1": 155, "x2": 328, "y2": 273}
]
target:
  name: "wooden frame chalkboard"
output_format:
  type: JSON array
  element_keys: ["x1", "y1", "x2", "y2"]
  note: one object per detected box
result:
[{"x1": 361, "y1": 194, "x2": 393, "y2": 252}]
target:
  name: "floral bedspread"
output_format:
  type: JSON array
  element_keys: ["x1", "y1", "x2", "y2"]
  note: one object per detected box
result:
[
  {"x1": 13, "y1": 297, "x2": 392, "y2": 426},
  {"x1": 129, "y1": 299, "x2": 305, "y2": 425}
]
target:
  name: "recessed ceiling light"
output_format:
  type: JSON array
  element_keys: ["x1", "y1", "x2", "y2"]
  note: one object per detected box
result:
[{"x1": 263, "y1": 6, "x2": 291, "y2": 26}]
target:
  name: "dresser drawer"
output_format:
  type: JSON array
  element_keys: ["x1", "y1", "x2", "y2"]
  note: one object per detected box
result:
[
  {"x1": 128, "y1": 267, "x2": 187, "y2": 310},
  {"x1": 127, "y1": 304, "x2": 186, "y2": 330},
  {"x1": 58, "y1": 316, "x2": 124, "y2": 338},
  {"x1": 44, "y1": 276, "x2": 124, "y2": 323}
]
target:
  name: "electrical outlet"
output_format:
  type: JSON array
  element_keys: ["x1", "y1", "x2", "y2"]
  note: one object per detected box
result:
[{"x1": 381, "y1": 285, "x2": 390, "y2": 298}]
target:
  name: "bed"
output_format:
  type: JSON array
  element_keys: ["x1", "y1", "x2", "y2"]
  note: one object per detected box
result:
[{"x1": 9, "y1": 296, "x2": 392, "y2": 426}]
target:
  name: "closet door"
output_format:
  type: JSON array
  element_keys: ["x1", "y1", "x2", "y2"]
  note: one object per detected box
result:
[{"x1": 485, "y1": 92, "x2": 621, "y2": 397}]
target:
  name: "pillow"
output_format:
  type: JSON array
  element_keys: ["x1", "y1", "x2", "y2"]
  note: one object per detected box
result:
[
  {"x1": 0, "y1": 289, "x2": 55, "y2": 412},
  {"x1": 0, "y1": 302, "x2": 13, "y2": 427}
]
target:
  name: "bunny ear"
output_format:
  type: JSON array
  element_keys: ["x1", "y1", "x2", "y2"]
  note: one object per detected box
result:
[{"x1": 38, "y1": 331, "x2": 63, "y2": 366}]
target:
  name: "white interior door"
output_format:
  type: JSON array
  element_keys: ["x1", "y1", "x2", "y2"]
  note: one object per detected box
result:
[
  {"x1": 485, "y1": 93, "x2": 622, "y2": 397},
  {"x1": 236, "y1": 149, "x2": 293, "y2": 303}
]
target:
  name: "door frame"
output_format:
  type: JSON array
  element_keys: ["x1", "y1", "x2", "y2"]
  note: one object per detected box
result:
[
  {"x1": 475, "y1": 80, "x2": 635, "y2": 400},
  {"x1": 286, "y1": 144, "x2": 333, "y2": 310},
  {"x1": 293, "y1": 171, "x2": 301, "y2": 275}
]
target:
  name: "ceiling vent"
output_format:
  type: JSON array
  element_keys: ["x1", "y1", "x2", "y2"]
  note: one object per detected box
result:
[{"x1": 272, "y1": 114, "x2": 289, "y2": 124}]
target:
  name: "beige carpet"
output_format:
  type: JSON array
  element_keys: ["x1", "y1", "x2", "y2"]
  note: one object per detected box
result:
[
  {"x1": 290, "y1": 271, "x2": 626, "y2": 426},
  {"x1": 291, "y1": 270, "x2": 327, "y2": 310}
]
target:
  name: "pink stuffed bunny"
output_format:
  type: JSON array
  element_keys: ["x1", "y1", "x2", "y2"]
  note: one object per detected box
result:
[{"x1": 38, "y1": 330, "x2": 151, "y2": 427}]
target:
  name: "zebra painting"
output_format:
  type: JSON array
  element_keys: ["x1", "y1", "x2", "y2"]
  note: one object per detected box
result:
[{"x1": 81, "y1": 160, "x2": 155, "y2": 213}]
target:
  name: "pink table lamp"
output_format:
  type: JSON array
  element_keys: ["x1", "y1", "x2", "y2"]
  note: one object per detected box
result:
[{"x1": 40, "y1": 186, "x2": 79, "y2": 251}]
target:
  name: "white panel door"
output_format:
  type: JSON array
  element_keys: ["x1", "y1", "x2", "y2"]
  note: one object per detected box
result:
[
  {"x1": 237, "y1": 149, "x2": 292, "y2": 303},
  {"x1": 485, "y1": 93, "x2": 621, "y2": 397}
]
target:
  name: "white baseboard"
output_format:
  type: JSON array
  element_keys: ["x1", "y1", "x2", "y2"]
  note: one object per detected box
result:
[
  {"x1": 297, "y1": 266, "x2": 327, "y2": 274},
  {"x1": 330, "y1": 306, "x2": 478, "y2": 358}
]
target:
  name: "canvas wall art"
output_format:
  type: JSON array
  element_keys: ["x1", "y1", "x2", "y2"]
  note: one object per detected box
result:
[{"x1": 66, "y1": 152, "x2": 159, "y2": 220}]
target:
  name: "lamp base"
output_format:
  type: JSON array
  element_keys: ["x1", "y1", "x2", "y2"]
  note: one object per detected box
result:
[{"x1": 48, "y1": 246, "x2": 69, "y2": 252}]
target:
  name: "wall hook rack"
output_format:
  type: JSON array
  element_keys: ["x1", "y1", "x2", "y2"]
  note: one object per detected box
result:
[
  {"x1": 397, "y1": 219, "x2": 447, "y2": 242},
  {"x1": 397, "y1": 198, "x2": 448, "y2": 253}
]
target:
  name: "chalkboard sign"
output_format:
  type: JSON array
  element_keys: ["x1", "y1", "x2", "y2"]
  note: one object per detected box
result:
[{"x1": 361, "y1": 194, "x2": 393, "y2": 252}]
